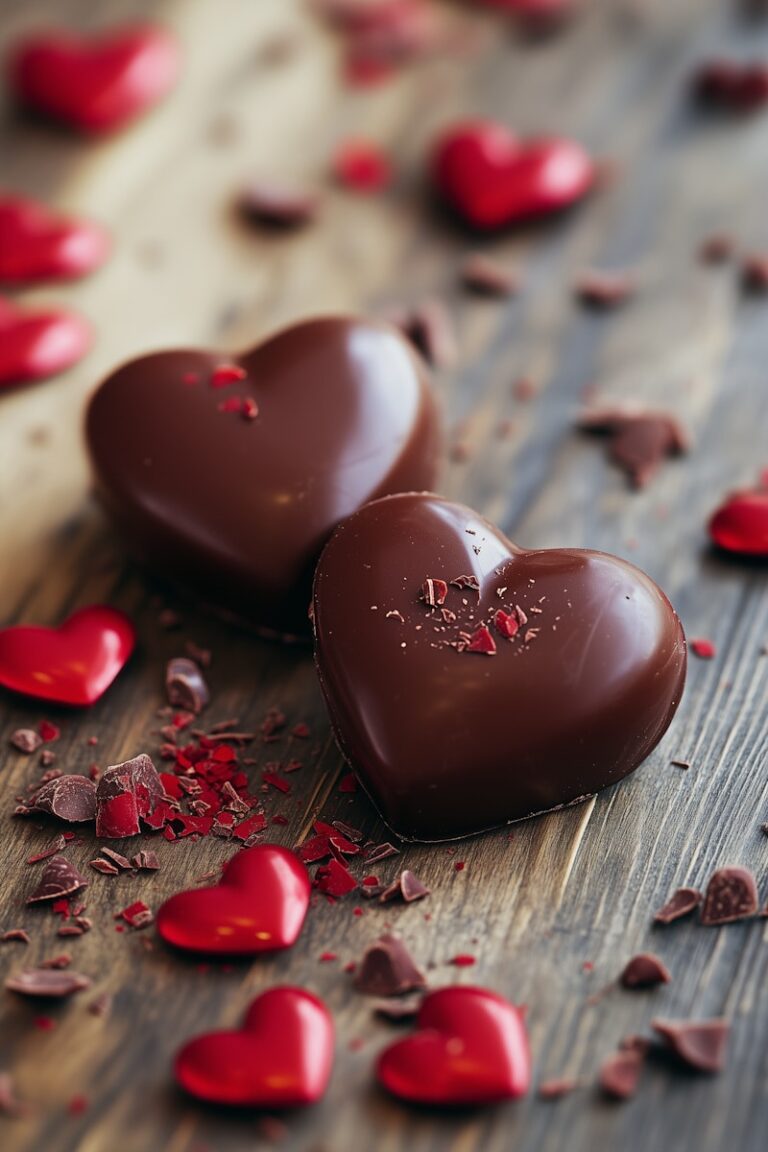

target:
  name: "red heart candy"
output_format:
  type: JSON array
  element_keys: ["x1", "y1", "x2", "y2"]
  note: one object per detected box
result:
[
  {"x1": 0, "y1": 297, "x2": 91, "y2": 387},
  {"x1": 156, "y1": 845, "x2": 310, "y2": 956},
  {"x1": 432, "y1": 120, "x2": 594, "y2": 229},
  {"x1": 377, "y1": 986, "x2": 530, "y2": 1104},
  {"x1": 709, "y1": 487, "x2": 768, "y2": 556},
  {"x1": 0, "y1": 195, "x2": 110, "y2": 284},
  {"x1": 9, "y1": 24, "x2": 179, "y2": 134},
  {"x1": 0, "y1": 606, "x2": 135, "y2": 706},
  {"x1": 175, "y1": 986, "x2": 334, "y2": 1107}
]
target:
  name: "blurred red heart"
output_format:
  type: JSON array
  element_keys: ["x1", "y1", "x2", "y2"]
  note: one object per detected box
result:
[
  {"x1": 709, "y1": 487, "x2": 768, "y2": 556},
  {"x1": 0, "y1": 297, "x2": 91, "y2": 388},
  {"x1": 0, "y1": 606, "x2": 135, "y2": 706},
  {"x1": 175, "y1": 987, "x2": 334, "y2": 1107},
  {"x1": 156, "y1": 845, "x2": 311, "y2": 956},
  {"x1": 9, "y1": 24, "x2": 179, "y2": 134},
  {"x1": 377, "y1": 986, "x2": 530, "y2": 1104},
  {"x1": 432, "y1": 120, "x2": 594, "y2": 229},
  {"x1": 0, "y1": 196, "x2": 110, "y2": 284}
]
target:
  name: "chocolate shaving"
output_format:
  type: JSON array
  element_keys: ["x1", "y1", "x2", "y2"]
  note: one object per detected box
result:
[
  {"x1": 9, "y1": 729, "x2": 42, "y2": 754},
  {"x1": 32, "y1": 775, "x2": 97, "y2": 823},
  {"x1": 5, "y1": 967, "x2": 91, "y2": 998},
  {"x1": 598, "y1": 1048, "x2": 645, "y2": 1099},
  {"x1": 654, "y1": 886, "x2": 703, "y2": 924},
  {"x1": 240, "y1": 180, "x2": 320, "y2": 227},
  {"x1": 579, "y1": 406, "x2": 688, "y2": 488},
  {"x1": 166, "y1": 658, "x2": 209, "y2": 714},
  {"x1": 379, "y1": 869, "x2": 431, "y2": 904},
  {"x1": 354, "y1": 933, "x2": 427, "y2": 997},
  {"x1": 620, "y1": 952, "x2": 671, "y2": 989},
  {"x1": 652, "y1": 1018, "x2": 730, "y2": 1072},
  {"x1": 460, "y1": 253, "x2": 518, "y2": 297},
  {"x1": 1, "y1": 929, "x2": 30, "y2": 945},
  {"x1": 700, "y1": 866, "x2": 758, "y2": 925},
  {"x1": 26, "y1": 856, "x2": 88, "y2": 904}
]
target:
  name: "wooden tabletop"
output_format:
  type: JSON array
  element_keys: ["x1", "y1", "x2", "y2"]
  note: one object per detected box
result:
[{"x1": 1, "y1": 1, "x2": 766, "y2": 1150}]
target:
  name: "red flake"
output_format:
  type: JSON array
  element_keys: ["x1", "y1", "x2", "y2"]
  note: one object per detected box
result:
[
  {"x1": 454, "y1": 861, "x2": 466, "y2": 872},
  {"x1": 494, "y1": 609, "x2": 520, "y2": 639},
  {"x1": 67, "y1": 1095, "x2": 88, "y2": 1116},
  {"x1": 210, "y1": 364, "x2": 246, "y2": 388},
  {"x1": 217, "y1": 395, "x2": 243, "y2": 414},
  {"x1": 316, "y1": 858, "x2": 359, "y2": 897},
  {"x1": 34, "y1": 1017, "x2": 56, "y2": 1031},
  {"x1": 212, "y1": 744, "x2": 235, "y2": 762},
  {"x1": 39, "y1": 721, "x2": 60, "y2": 743},
  {"x1": 271, "y1": 814, "x2": 289, "y2": 826},
  {"x1": 232, "y1": 813, "x2": 267, "y2": 841},
  {"x1": 466, "y1": 625, "x2": 497, "y2": 655},
  {"x1": 450, "y1": 953, "x2": 476, "y2": 967},
  {"x1": 117, "y1": 901, "x2": 154, "y2": 929},
  {"x1": 353, "y1": 907, "x2": 364, "y2": 916},
  {"x1": 362, "y1": 875, "x2": 380, "y2": 887},
  {"x1": 333, "y1": 140, "x2": 392, "y2": 193},
  {"x1": 291, "y1": 722, "x2": 310, "y2": 738},
  {"x1": 182, "y1": 372, "x2": 199, "y2": 385},
  {"x1": 319, "y1": 951, "x2": 338, "y2": 962},
  {"x1": 420, "y1": 578, "x2": 448, "y2": 607},
  {"x1": 51, "y1": 899, "x2": 70, "y2": 919},
  {"x1": 691, "y1": 638, "x2": 716, "y2": 660},
  {"x1": 263, "y1": 771, "x2": 291, "y2": 793}
]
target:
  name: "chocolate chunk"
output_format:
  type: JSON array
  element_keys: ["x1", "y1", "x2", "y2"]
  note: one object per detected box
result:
[
  {"x1": 166, "y1": 658, "x2": 209, "y2": 714},
  {"x1": 373, "y1": 993, "x2": 424, "y2": 1021},
  {"x1": 100, "y1": 847, "x2": 133, "y2": 870},
  {"x1": 460, "y1": 253, "x2": 518, "y2": 297},
  {"x1": 354, "y1": 934, "x2": 427, "y2": 997},
  {"x1": 538, "y1": 1077, "x2": 580, "y2": 1099},
  {"x1": 574, "y1": 269, "x2": 636, "y2": 308},
  {"x1": 701, "y1": 866, "x2": 759, "y2": 925},
  {"x1": 5, "y1": 967, "x2": 91, "y2": 998},
  {"x1": 620, "y1": 952, "x2": 671, "y2": 989},
  {"x1": 379, "y1": 869, "x2": 431, "y2": 904},
  {"x1": 598, "y1": 1048, "x2": 644, "y2": 1099},
  {"x1": 32, "y1": 775, "x2": 97, "y2": 823},
  {"x1": 654, "y1": 886, "x2": 703, "y2": 924},
  {"x1": 240, "y1": 180, "x2": 320, "y2": 227},
  {"x1": 131, "y1": 850, "x2": 160, "y2": 871},
  {"x1": 579, "y1": 407, "x2": 688, "y2": 488},
  {"x1": 9, "y1": 728, "x2": 42, "y2": 753},
  {"x1": 26, "y1": 856, "x2": 88, "y2": 903},
  {"x1": 652, "y1": 1018, "x2": 730, "y2": 1072},
  {"x1": 95, "y1": 753, "x2": 163, "y2": 838}
]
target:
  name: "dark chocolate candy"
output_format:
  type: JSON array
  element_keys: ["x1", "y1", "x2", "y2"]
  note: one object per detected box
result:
[
  {"x1": 312, "y1": 493, "x2": 686, "y2": 840},
  {"x1": 86, "y1": 317, "x2": 441, "y2": 639}
]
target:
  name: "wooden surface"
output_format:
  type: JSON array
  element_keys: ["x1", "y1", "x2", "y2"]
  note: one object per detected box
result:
[{"x1": 1, "y1": 1, "x2": 767, "y2": 1149}]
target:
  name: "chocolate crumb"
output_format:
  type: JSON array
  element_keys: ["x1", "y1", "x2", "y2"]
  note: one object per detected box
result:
[
  {"x1": 32, "y1": 775, "x2": 97, "y2": 823},
  {"x1": 88, "y1": 992, "x2": 112, "y2": 1018},
  {"x1": 700, "y1": 866, "x2": 759, "y2": 925},
  {"x1": 9, "y1": 729, "x2": 42, "y2": 754},
  {"x1": 652, "y1": 1017, "x2": 729, "y2": 1072},
  {"x1": 598, "y1": 1048, "x2": 644, "y2": 1099},
  {"x1": 5, "y1": 967, "x2": 91, "y2": 998},
  {"x1": 354, "y1": 934, "x2": 427, "y2": 997},
  {"x1": 654, "y1": 886, "x2": 703, "y2": 924},
  {"x1": 620, "y1": 952, "x2": 671, "y2": 989},
  {"x1": 26, "y1": 856, "x2": 88, "y2": 904},
  {"x1": 166, "y1": 658, "x2": 209, "y2": 714}
]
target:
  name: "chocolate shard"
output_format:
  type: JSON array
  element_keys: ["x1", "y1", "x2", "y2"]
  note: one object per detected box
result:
[
  {"x1": 165, "y1": 658, "x2": 210, "y2": 714},
  {"x1": 9, "y1": 728, "x2": 42, "y2": 754},
  {"x1": 32, "y1": 775, "x2": 97, "y2": 823},
  {"x1": 26, "y1": 856, "x2": 88, "y2": 903},
  {"x1": 5, "y1": 967, "x2": 91, "y2": 998},
  {"x1": 353, "y1": 933, "x2": 427, "y2": 997},
  {"x1": 700, "y1": 866, "x2": 759, "y2": 925},
  {"x1": 598, "y1": 1048, "x2": 645, "y2": 1099},
  {"x1": 654, "y1": 886, "x2": 703, "y2": 924},
  {"x1": 620, "y1": 952, "x2": 671, "y2": 989},
  {"x1": 379, "y1": 868, "x2": 431, "y2": 904},
  {"x1": 95, "y1": 753, "x2": 163, "y2": 838},
  {"x1": 652, "y1": 1017, "x2": 730, "y2": 1073}
]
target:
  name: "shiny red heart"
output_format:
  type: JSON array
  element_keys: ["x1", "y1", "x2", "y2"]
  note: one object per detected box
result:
[
  {"x1": 0, "y1": 606, "x2": 135, "y2": 706},
  {"x1": 9, "y1": 24, "x2": 179, "y2": 134},
  {"x1": 0, "y1": 297, "x2": 91, "y2": 387},
  {"x1": 432, "y1": 120, "x2": 594, "y2": 230},
  {"x1": 377, "y1": 986, "x2": 530, "y2": 1104},
  {"x1": 156, "y1": 845, "x2": 311, "y2": 956},
  {"x1": 0, "y1": 196, "x2": 110, "y2": 284},
  {"x1": 709, "y1": 487, "x2": 768, "y2": 557},
  {"x1": 175, "y1": 987, "x2": 334, "y2": 1107}
]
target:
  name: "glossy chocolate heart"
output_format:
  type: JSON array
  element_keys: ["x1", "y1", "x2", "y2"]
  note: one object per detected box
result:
[
  {"x1": 9, "y1": 24, "x2": 179, "y2": 134},
  {"x1": 377, "y1": 986, "x2": 530, "y2": 1104},
  {"x1": 312, "y1": 493, "x2": 687, "y2": 840},
  {"x1": 0, "y1": 195, "x2": 110, "y2": 284},
  {"x1": 432, "y1": 120, "x2": 594, "y2": 230},
  {"x1": 0, "y1": 297, "x2": 91, "y2": 387},
  {"x1": 86, "y1": 316, "x2": 441, "y2": 639},
  {"x1": 0, "y1": 606, "x2": 135, "y2": 706},
  {"x1": 156, "y1": 845, "x2": 310, "y2": 955},
  {"x1": 175, "y1": 987, "x2": 334, "y2": 1107}
]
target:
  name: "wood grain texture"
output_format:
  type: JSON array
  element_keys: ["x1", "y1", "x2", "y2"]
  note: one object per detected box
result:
[{"x1": 0, "y1": 0, "x2": 766, "y2": 1149}]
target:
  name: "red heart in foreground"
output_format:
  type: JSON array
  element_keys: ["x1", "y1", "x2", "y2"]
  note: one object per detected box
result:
[
  {"x1": 709, "y1": 486, "x2": 768, "y2": 557},
  {"x1": 432, "y1": 120, "x2": 594, "y2": 230},
  {"x1": 156, "y1": 845, "x2": 310, "y2": 956},
  {"x1": 0, "y1": 297, "x2": 91, "y2": 388},
  {"x1": 0, "y1": 195, "x2": 110, "y2": 284},
  {"x1": 175, "y1": 987, "x2": 334, "y2": 1107},
  {"x1": 9, "y1": 24, "x2": 179, "y2": 134},
  {"x1": 377, "y1": 986, "x2": 530, "y2": 1104},
  {"x1": 0, "y1": 606, "x2": 135, "y2": 706},
  {"x1": 313, "y1": 493, "x2": 687, "y2": 840}
]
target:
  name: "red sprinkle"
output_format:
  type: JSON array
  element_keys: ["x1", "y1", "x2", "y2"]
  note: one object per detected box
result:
[
  {"x1": 333, "y1": 140, "x2": 392, "y2": 193},
  {"x1": 450, "y1": 954, "x2": 476, "y2": 967},
  {"x1": 210, "y1": 364, "x2": 246, "y2": 388},
  {"x1": 39, "y1": 721, "x2": 60, "y2": 743},
  {"x1": 691, "y1": 638, "x2": 716, "y2": 660}
]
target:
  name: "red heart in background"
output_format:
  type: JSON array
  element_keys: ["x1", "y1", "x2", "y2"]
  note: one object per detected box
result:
[
  {"x1": 432, "y1": 120, "x2": 594, "y2": 229},
  {"x1": 377, "y1": 986, "x2": 530, "y2": 1104},
  {"x1": 0, "y1": 606, "x2": 135, "y2": 706},
  {"x1": 0, "y1": 195, "x2": 110, "y2": 284},
  {"x1": 9, "y1": 24, "x2": 179, "y2": 134},
  {"x1": 0, "y1": 297, "x2": 91, "y2": 387},
  {"x1": 709, "y1": 486, "x2": 768, "y2": 557},
  {"x1": 156, "y1": 845, "x2": 311, "y2": 956},
  {"x1": 175, "y1": 987, "x2": 334, "y2": 1107}
]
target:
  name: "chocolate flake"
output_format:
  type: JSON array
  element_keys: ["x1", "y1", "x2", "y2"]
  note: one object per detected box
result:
[
  {"x1": 700, "y1": 866, "x2": 759, "y2": 925},
  {"x1": 598, "y1": 1048, "x2": 644, "y2": 1099},
  {"x1": 652, "y1": 1018, "x2": 730, "y2": 1072},
  {"x1": 620, "y1": 952, "x2": 671, "y2": 989},
  {"x1": 654, "y1": 886, "x2": 703, "y2": 924},
  {"x1": 166, "y1": 658, "x2": 209, "y2": 714},
  {"x1": 26, "y1": 856, "x2": 88, "y2": 904},
  {"x1": 31, "y1": 775, "x2": 97, "y2": 823},
  {"x1": 419, "y1": 578, "x2": 448, "y2": 607},
  {"x1": 354, "y1": 934, "x2": 427, "y2": 997},
  {"x1": 1, "y1": 929, "x2": 30, "y2": 945},
  {"x1": 379, "y1": 869, "x2": 431, "y2": 904},
  {"x1": 5, "y1": 967, "x2": 91, "y2": 998},
  {"x1": 9, "y1": 729, "x2": 42, "y2": 754}
]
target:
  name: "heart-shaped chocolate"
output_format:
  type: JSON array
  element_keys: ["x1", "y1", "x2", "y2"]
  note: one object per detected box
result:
[
  {"x1": 156, "y1": 845, "x2": 310, "y2": 955},
  {"x1": 312, "y1": 493, "x2": 686, "y2": 840},
  {"x1": 175, "y1": 987, "x2": 334, "y2": 1107},
  {"x1": 0, "y1": 196, "x2": 110, "y2": 284},
  {"x1": 432, "y1": 120, "x2": 594, "y2": 230},
  {"x1": 0, "y1": 606, "x2": 135, "y2": 706},
  {"x1": 86, "y1": 317, "x2": 441, "y2": 638},
  {"x1": 0, "y1": 297, "x2": 91, "y2": 387},
  {"x1": 9, "y1": 24, "x2": 179, "y2": 134},
  {"x1": 377, "y1": 986, "x2": 530, "y2": 1104}
]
